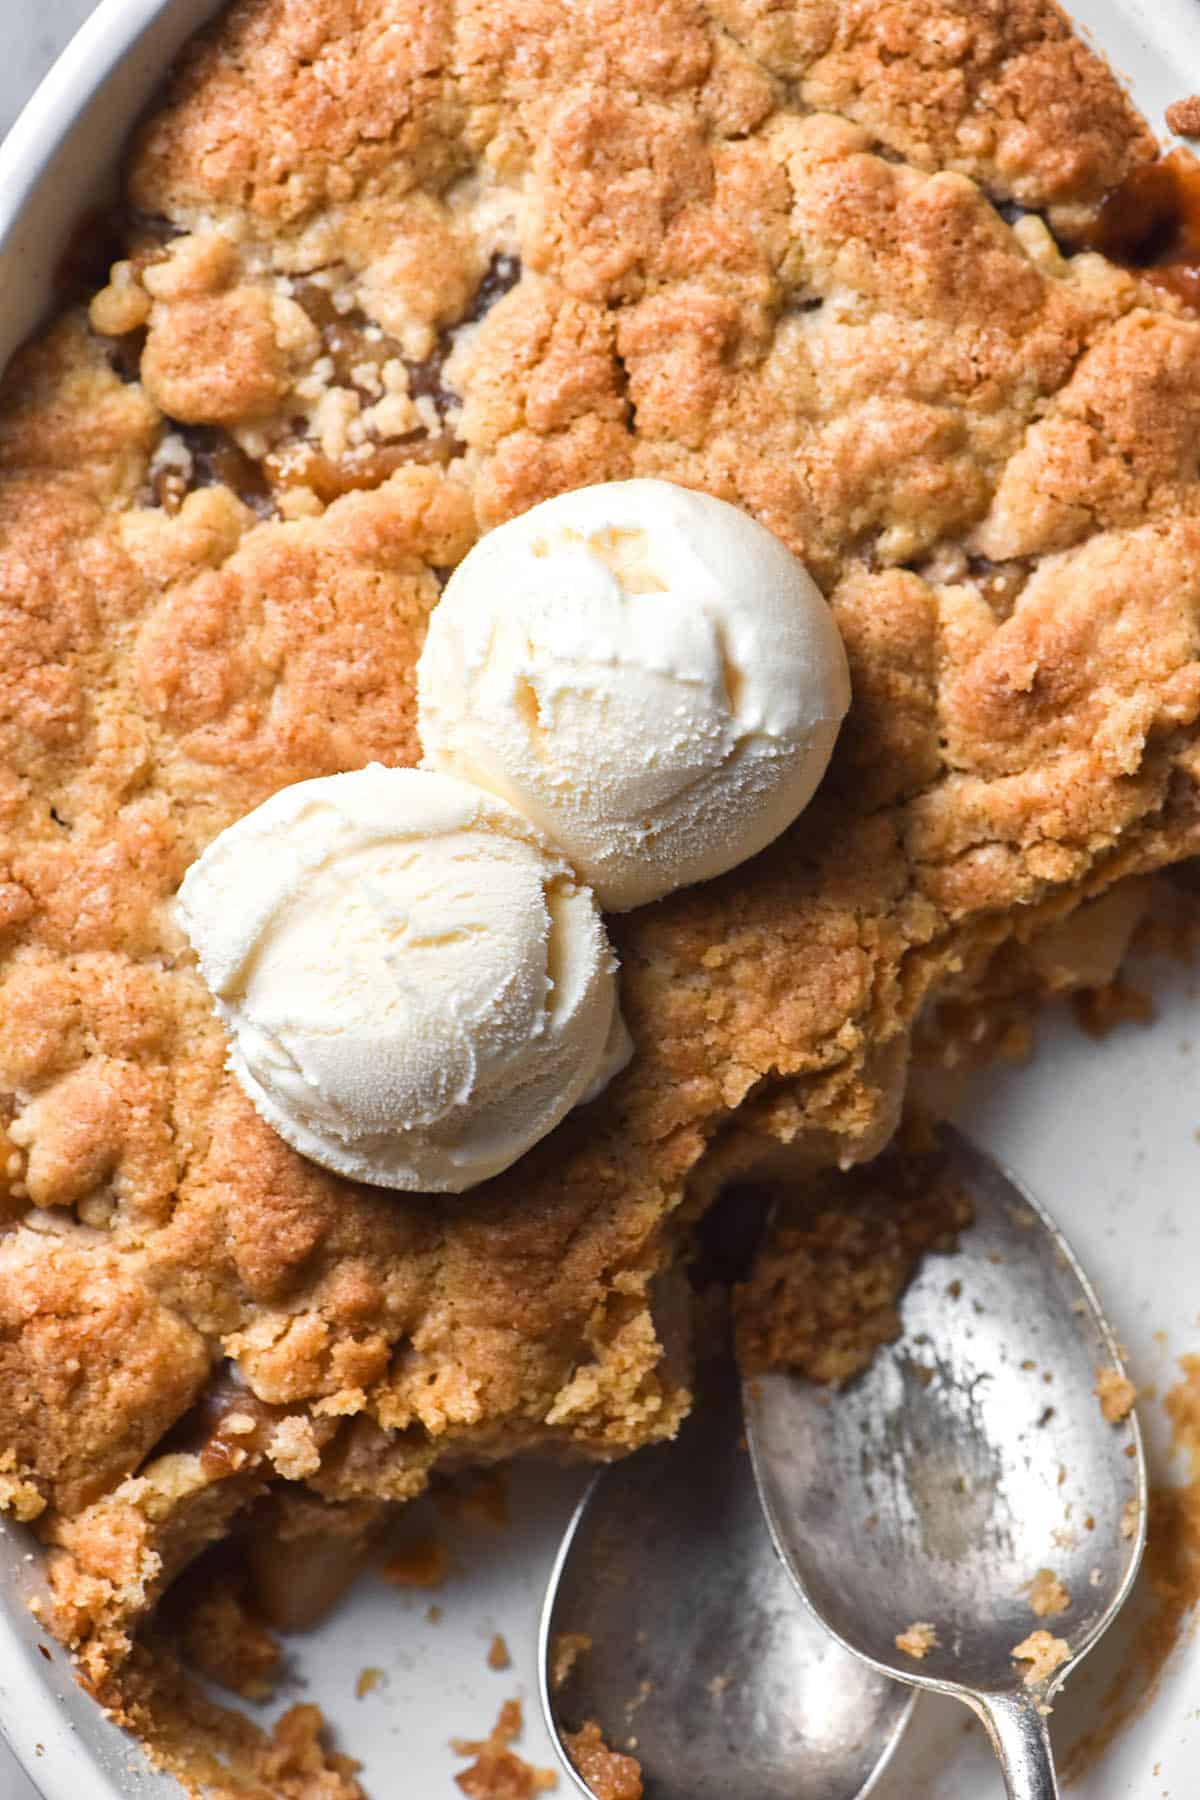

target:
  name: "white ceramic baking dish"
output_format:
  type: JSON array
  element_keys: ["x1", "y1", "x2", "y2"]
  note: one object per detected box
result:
[{"x1": 1, "y1": 4, "x2": 1199, "y2": 1797}]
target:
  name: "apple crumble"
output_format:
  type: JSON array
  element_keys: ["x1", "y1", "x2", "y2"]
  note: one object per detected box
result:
[{"x1": 1, "y1": 0, "x2": 1199, "y2": 1788}]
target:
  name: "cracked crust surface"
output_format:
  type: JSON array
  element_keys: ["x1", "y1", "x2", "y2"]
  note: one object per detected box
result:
[{"x1": 0, "y1": 0, "x2": 1197, "y2": 1706}]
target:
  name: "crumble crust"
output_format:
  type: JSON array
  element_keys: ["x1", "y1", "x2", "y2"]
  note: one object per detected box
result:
[
  {"x1": 0, "y1": 0, "x2": 1197, "y2": 1743},
  {"x1": 734, "y1": 1141, "x2": 973, "y2": 1384}
]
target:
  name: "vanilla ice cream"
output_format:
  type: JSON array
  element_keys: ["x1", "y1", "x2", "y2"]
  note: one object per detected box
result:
[
  {"x1": 417, "y1": 479, "x2": 851, "y2": 910},
  {"x1": 176, "y1": 766, "x2": 629, "y2": 1192}
]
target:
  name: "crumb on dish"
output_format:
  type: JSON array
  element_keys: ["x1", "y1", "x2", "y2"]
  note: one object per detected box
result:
[{"x1": 562, "y1": 1720, "x2": 644, "y2": 1800}]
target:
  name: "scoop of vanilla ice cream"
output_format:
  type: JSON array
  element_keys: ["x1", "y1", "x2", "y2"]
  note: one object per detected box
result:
[
  {"x1": 176, "y1": 765, "x2": 629, "y2": 1192},
  {"x1": 417, "y1": 479, "x2": 851, "y2": 910}
]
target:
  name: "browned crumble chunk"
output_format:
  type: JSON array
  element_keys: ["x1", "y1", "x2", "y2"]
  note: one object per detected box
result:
[
  {"x1": 1167, "y1": 98, "x2": 1200, "y2": 139},
  {"x1": 453, "y1": 1699, "x2": 558, "y2": 1798},
  {"x1": 895, "y1": 1621, "x2": 939, "y2": 1660},
  {"x1": 562, "y1": 1721, "x2": 644, "y2": 1800},
  {"x1": 1026, "y1": 1568, "x2": 1071, "y2": 1619},
  {"x1": 735, "y1": 1146, "x2": 973, "y2": 1383},
  {"x1": 99, "y1": 1649, "x2": 364, "y2": 1800},
  {"x1": 1096, "y1": 1368, "x2": 1138, "y2": 1423}
]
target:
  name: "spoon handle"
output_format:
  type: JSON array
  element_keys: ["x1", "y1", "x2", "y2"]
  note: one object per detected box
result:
[{"x1": 975, "y1": 1693, "x2": 1060, "y2": 1800}]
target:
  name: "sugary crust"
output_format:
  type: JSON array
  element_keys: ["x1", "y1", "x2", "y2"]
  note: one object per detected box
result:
[{"x1": 0, "y1": 0, "x2": 1196, "y2": 1694}]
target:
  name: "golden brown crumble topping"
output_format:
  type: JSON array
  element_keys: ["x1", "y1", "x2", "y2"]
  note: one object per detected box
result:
[{"x1": 0, "y1": 3, "x2": 1198, "y2": 1783}]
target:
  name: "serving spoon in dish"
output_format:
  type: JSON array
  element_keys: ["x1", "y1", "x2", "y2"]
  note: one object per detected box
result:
[
  {"x1": 539, "y1": 1351, "x2": 914, "y2": 1799},
  {"x1": 744, "y1": 1124, "x2": 1147, "y2": 1800}
]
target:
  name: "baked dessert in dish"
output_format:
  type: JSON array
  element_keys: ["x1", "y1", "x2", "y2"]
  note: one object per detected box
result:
[{"x1": 1, "y1": 0, "x2": 1199, "y2": 1787}]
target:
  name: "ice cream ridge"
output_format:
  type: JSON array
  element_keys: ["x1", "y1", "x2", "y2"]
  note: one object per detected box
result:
[{"x1": 179, "y1": 480, "x2": 851, "y2": 1193}]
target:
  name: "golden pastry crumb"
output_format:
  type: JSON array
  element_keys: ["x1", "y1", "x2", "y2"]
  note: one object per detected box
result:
[
  {"x1": 1096, "y1": 1369, "x2": 1138, "y2": 1424},
  {"x1": 452, "y1": 1699, "x2": 558, "y2": 1797},
  {"x1": 562, "y1": 1720, "x2": 644, "y2": 1800},
  {"x1": 1166, "y1": 97, "x2": 1200, "y2": 137},
  {"x1": 355, "y1": 1667, "x2": 384, "y2": 1699},
  {"x1": 895, "y1": 1621, "x2": 939, "y2": 1660},
  {"x1": 1012, "y1": 1630, "x2": 1072, "y2": 1686},
  {"x1": 1026, "y1": 1569, "x2": 1071, "y2": 1619},
  {"x1": 0, "y1": 1449, "x2": 46, "y2": 1523},
  {"x1": 487, "y1": 1634, "x2": 511, "y2": 1672},
  {"x1": 550, "y1": 1633, "x2": 593, "y2": 1692},
  {"x1": 1120, "y1": 1498, "x2": 1141, "y2": 1540}
]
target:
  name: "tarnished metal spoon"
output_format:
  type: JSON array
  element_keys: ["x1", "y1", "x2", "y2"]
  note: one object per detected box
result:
[
  {"x1": 539, "y1": 1354, "x2": 914, "y2": 1798},
  {"x1": 744, "y1": 1124, "x2": 1147, "y2": 1800}
]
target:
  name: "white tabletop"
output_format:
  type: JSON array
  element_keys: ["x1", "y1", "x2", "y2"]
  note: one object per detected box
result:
[{"x1": 0, "y1": 16, "x2": 92, "y2": 1800}]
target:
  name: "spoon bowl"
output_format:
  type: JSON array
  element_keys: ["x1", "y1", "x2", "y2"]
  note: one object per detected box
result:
[
  {"x1": 540, "y1": 1356, "x2": 914, "y2": 1799},
  {"x1": 744, "y1": 1125, "x2": 1147, "y2": 1797}
]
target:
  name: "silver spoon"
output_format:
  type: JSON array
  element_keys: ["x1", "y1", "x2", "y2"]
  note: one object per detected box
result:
[
  {"x1": 744, "y1": 1124, "x2": 1147, "y2": 1800},
  {"x1": 539, "y1": 1353, "x2": 914, "y2": 1798}
]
